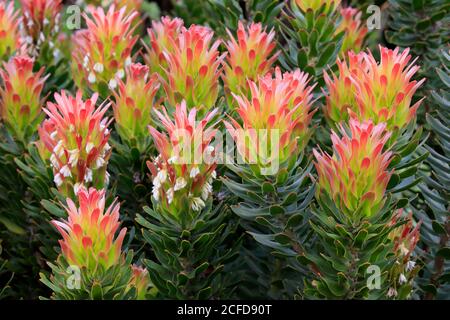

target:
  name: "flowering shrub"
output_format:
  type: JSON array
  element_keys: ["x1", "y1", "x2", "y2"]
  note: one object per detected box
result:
[
  {"x1": 314, "y1": 119, "x2": 392, "y2": 217},
  {"x1": 225, "y1": 67, "x2": 315, "y2": 174},
  {"x1": 71, "y1": 6, "x2": 139, "y2": 97},
  {"x1": 324, "y1": 46, "x2": 425, "y2": 131},
  {"x1": 0, "y1": 0, "x2": 446, "y2": 302},
  {"x1": 160, "y1": 24, "x2": 225, "y2": 114},
  {"x1": 20, "y1": 0, "x2": 62, "y2": 60},
  {"x1": 143, "y1": 16, "x2": 184, "y2": 80},
  {"x1": 37, "y1": 91, "x2": 111, "y2": 197},
  {"x1": 336, "y1": 6, "x2": 367, "y2": 56},
  {"x1": 223, "y1": 22, "x2": 278, "y2": 105},
  {"x1": 112, "y1": 63, "x2": 160, "y2": 152},
  {"x1": 147, "y1": 101, "x2": 218, "y2": 218},
  {"x1": 0, "y1": 1, "x2": 20, "y2": 61},
  {"x1": 0, "y1": 55, "x2": 48, "y2": 144}
]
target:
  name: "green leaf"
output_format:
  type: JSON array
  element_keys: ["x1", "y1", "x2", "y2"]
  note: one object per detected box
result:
[
  {"x1": 90, "y1": 282, "x2": 104, "y2": 300},
  {"x1": 0, "y1": 216, "x2": 25, "y2": 235}
]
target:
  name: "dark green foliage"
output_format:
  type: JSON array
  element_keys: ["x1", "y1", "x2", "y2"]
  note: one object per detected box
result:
[
  {"x1": 222, "y1": 153, "x2": 315, "y2": 296},
  {"x1": 385, "y1": 0, "x2": 450, "y2": 117},
  {"x1": 137, "y1": 200, "x2": 240, "y2": 299},
  {"x1": 171, "y1": 0, "x2": 284, "y2": 36},
  {"x1": 40, "y1": 251, "x2": 137, "y2": 300},
  {"x1": 109, "y1": 136, "x2": 153, "y2": 236},
  {"x1": 304, "y1": 194, "x2": 398, "y2": 299},
  {"x1": 0, "y1": 131, "x2": 51, "y2": 299},
  {"x1": 415, "y1": 49, "x2": 450, "y2": 299},
  {"x1": 278, "y1": 2, "x2": 344, "y2": 92}
]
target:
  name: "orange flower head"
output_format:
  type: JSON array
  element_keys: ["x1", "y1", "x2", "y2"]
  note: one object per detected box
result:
[
  {"x1": 20, "y1": 0, "x2": 62, "y2": 59},
  {"x1": 336, "y1": 7, "x2": 367, "y2": 56},
  {"x1": 52, "y1": 187, "x2": 126, "y2": 271},
  {"x1": 143, "y1": 16, "x2": 184, "y2": 79},
  {"x1": 38, "y1": 91, "x2": 111, "y2": 197},
  {"x1": 0, "y1": 55, "x2": 48, "y2": 143},
  {"x1": 161, "y1": 24, "x2": 225, "y2": 114},
  {"x1": 0, "y1": 1, "x2": 20, "y2": 61},
  {"x1": 112, "y1": 63, "x2": 160, "y2": 152},
  {"x1": 225, "y1": 67, "x2": 316, "y2": 174},
  {"x1": 71, "y1": 5, "x2": 139, "y2": 96},
  {"x1": 324, "y1": 46, "x2": 425, "y2": 131},
  {"x1": 314, "y1": 119, "x2": 393, "y2": 217},
  {"x1": 147, "y1": 101, "x2": 219, "y2": 217},
  {"x1": 223, "y1": 21, "x2": 278, "y2": 105}
]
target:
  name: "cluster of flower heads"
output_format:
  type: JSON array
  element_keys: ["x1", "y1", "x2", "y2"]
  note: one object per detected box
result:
[
  {"x1": 314, "y1": 119, "x2": 393, "y2": 218},
  {"x1": 324, "y1": 46, "x2": 425, "y2": 131},
  {"x1": 223, "y1": 22, "x2": 278, "y2": 105},
  {"x1": 148, "y1": 101, "x2": 218, "y2": 217},
  {"x1": 0, "y1": 54, "x2": 48, "y2": 142},
  {"x1": 20, "y1": 0, "x2": 63, "y2": 60},
  {"x1": 160, "y1": 24, "x2": 225, "y2": 114},
  {"x1": 71, "y1": 5, "x2": 138, "y2": 96},
  {"x1": 225, "y1": 67, "x2": 315, "y2": 174},
  {"x1": 146, "y1": 16, "x2": 225, "y2": 114},
  {"x1": 0, "y1": 1, "x2": 21, "y2": 61},
  {"x1": 52, "y1": 187, "x2": 126, "y2": 272},
  {"x1": 38, "y1": 91, "x2": 111, "y2": 197},
  {"x1": 112, "y1": 62, "x2": 160, "y2": 152},
  {"x1": 144, "y1": 16, "x2": 184, "y2": 78}
]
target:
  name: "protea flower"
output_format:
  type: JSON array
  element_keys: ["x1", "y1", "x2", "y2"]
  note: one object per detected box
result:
[
  {"x1": 128, "y1": 265, "x2": 150, "y2": 300},
  {"x1": 112, "y1": 63, "x2": 160, "y2": 152},
  {"x1": 313, "y1": 119, "x2": 393, "y2": 217},
  {"x1": 0, "y1": 1, "x2": 20, "y2": 61},
  {"x1": 336, "y1": 7, "x2": 367, "y2": 56},
  {"x1": 37, "y1": 91, "x2": 111, "y2": 197},
  {"x1": 161, "y1": 24, "x2": 225, "y2": 114},
  {"x1": 223, "y1": 22, "x2": 279, "y2": 106},
  {"x1": 324, "y1": 46, "x2": 426, "y2": 131},
  {"x1": 387, "y1": 209, "x2": 421, "y2": 298},
  {"x1": 143, "y1": 16, "x2": 183, "y2": 80},
  {"x1": 225, "y1": 68, "x2": 315, "y2": 175},
  {"x1": 20, "y1": 0, "x2": 62, "y2": 60},
  {"x1": 147, "y1": 101, "x2": 218, "y2": 217},
  {"x1": 0, "y1": 55, "x2": 48, "y2": 143},
  {"x1": 71, "y1": 6, "x2": 139, "y2": 97},
  {"x1": 51, "y1": 187, "x2": 127, "y2": 271},
  {"x1": 293, "y1": 0, "x2": 341, "y2": 12}
]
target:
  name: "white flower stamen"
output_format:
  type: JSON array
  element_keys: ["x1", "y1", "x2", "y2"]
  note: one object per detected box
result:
[
  {"x1": 167, "y1": 188, "x2": 174, "y2": 204},
  {"x1": 93, "y1": 62, "x2": 104, "y2": 73},
  {"x1": 88, "y1": 72, "x2": 96, "y2": 84},
  {"x1": 406, "y1": 261, "x2": 416, "y2": 272},
  {"x1": 190, "y1": 166, "x2": 200, "y2": 178},
  {"x1": 85, "y1": 142, "x2": 95, "y2": 154},
  {"x1": 191, "y1": 197, "x2": 205, "y2": 211},
  {"x1": 60, "y1": 165, "x2": 72, "y2": 178},
  {"x1": 54, "y1": 173, "x2": 63, "y2": 187},
  {"x1": 84, "y1": 169, "x2": 93, "y2": 183},
  {"x1": 108, "y1": 78, "x2": 117, "y2": 90},
  {"x1": 399, "y1": 274, "x2": 407, "y2": 285},
  {"x1": 174, "y1": 177, "x2": 187, "y2": 191}
]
